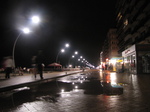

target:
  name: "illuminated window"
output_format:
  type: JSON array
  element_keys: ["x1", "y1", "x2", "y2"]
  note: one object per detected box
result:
[
  {"x1": 124, "y1": 19, "x2": 128, "y2": 26},
  {"x1": 117, "y1": 12, "x2": 122, "y2": 21}
]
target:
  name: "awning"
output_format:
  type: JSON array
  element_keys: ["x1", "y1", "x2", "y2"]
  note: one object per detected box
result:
[{"x1": 48, "y1": 63, "x2": 62, "y2": 67}]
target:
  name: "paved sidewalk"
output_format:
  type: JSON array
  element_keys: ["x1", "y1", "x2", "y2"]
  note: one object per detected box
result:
[{"x1": 0, "y1": 70, "x2": 82, "y2": 92}]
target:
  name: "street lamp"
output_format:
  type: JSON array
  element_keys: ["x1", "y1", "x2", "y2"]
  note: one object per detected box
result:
[
  {"x1": 65, "y1": 43, "x2": 69, "y2": 48},
  {"x1": 75, "y1": 51, "x2": 78, "y2": 55},
  {"x1": 68, "y1": 51, "x2": 78, "y2": 68},
  {"x1": 31, "y1": 16, "x2": 40, "y2": 24},
  {"x1": 56, "y1": 43, "x2": 70, "y2": 63},
  {"x1": 12, "y1": 28, "x2": 30, "y2": 68},
  {"x1": 12, "y1": 16, "x2": 40, "y2": 68},
  {"x1": 68, "y1": 55, "x2": 75, "y2": 68},
  {"x1": 56, "y1": 49, "x2": 65, "y2": 63}
]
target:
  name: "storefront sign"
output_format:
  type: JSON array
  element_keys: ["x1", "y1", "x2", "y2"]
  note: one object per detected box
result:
[{"x1": 122, "y1": 45, "x2": 135, "y2": 56}]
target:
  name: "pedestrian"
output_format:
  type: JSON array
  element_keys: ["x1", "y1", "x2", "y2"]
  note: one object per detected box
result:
[
  {"x1": 36, "y1": 50, "x2": 45, "y2": 79},
  {"x1": 3, "y1": 56, "x2": 13, "y2": 79},
  {"x1": 19, "y1": 67, "x2": 23, "y2": 75},
  {"x1": 31, "y1": 56, "x2": 37, "y2": 78}
]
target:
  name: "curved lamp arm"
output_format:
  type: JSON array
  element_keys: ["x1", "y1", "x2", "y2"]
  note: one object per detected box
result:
[{"x1": 12, "y1": 32, "x2": 22, "y2": 68}]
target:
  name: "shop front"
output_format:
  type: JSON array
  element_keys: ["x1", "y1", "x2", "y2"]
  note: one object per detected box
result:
[
  {"x1": 109, "y1": 57, "x2": 123, "y2": 72},
  {"x1": 122, "y1": 44, "x2": 150, "y2": 74}
]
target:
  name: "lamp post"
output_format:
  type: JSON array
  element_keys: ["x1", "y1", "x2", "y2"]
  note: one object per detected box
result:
[
  {"x1": 12, "y1": 16, "x2": 40, "y2": 68},
  {"x1": 68, "y1": 51, "x2": 78, "y2": 68},
  {"x1": 68, "y1": 55, "x2": 75, "y2": 68},
  {"x1": 56, "y1": 49, "x2": 65, "y2": 63},
  {"x1": 56, "y1": 43, "x2": 70, "y2": 63},
  {"x1": 12, "y1": 28, "x2": 30, "y2": 68}
]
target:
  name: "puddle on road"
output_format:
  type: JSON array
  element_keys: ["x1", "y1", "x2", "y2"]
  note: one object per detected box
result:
[
  {"x1": 56, "y1": 71, "x2": 123, "y2": 95},
  {"x1": 0, "y1": 71, "x2": 124, "y2": 111}
]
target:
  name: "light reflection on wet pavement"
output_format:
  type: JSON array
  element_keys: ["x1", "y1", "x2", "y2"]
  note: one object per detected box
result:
[{"x1": 1, "y1": 70, "x2": 150, "y2": 112}]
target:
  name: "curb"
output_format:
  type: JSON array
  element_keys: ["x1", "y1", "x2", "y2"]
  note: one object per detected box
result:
[{"x1": 0, "y1": 71, "x2": 82, "y2": 93}]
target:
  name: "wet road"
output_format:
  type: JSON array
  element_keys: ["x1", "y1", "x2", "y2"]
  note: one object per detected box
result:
[{"x1": 1, "y1": 70, "x2": 150, "y2": 112}]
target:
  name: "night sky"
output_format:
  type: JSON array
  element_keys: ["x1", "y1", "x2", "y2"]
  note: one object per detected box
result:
[{"x1": 0, "y1": 0, "x2": 117, "y2": 68}]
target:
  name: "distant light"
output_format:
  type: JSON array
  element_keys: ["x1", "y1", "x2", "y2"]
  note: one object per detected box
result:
[
  {"x1": 61, "y1": 89, "x2": 65, "y2": 92},
  {"x1": 27, "y1": 69, "x2": 30, "y2": 72},
  {"x1": 75, "y1": 51, "x2": 78, "y2": 55},
  {"x1": 75, "y1": 86, "x2": 78, "y2": 89},
  {"x1": 32, "y1": 16, "x2": 40, "y2": 23},
  {"x1": 69, "y1": 64, "x2": 72, "y2": 68}
]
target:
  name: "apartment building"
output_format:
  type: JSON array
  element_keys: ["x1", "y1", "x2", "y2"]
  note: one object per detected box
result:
[
  {"x1": 107, "y1": 29, "x2": 119, "y2": 59},
  {"x1": 101, "y1": 29, "x2": 120, "y2": 71},
  {"x1": 116, "y1": 0, "x2": 150, "y2": 74}
]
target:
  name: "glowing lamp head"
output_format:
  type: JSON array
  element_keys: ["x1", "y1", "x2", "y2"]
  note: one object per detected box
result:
[
  {"x1": 22, "y1": 28, "x2": 30, "y2": 34},
  {"x1": 61, "y1": 49, "x2": 65, "y2": 53},
  {"x1": 65, "y1": 43, "x2": 69, "y2": 48},
  {"x1": 31, "y1": 16, "x2": 40, "y2": 24},
  {"x1": 75, "y1": 51, "x2": 78, "y2": 55}
]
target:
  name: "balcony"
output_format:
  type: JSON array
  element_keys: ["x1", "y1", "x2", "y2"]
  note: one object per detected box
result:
[
  {"x1": 130, "y1": 8, "x2": 139, "y2": 20},
  {"x1": 143, "y1": 3, "x2": 150, "y2": 13},
  {"x1": 130, "y1": 0, "x2": 136, "y2": 7},
  {"x1": 136, "y1": 1, "x2": 145, "y2": 9},
  {"x1": 136, "y1": 13, "x2": 146, "y2": 21},
  {"x1": 124, "y1": 38, "x2": 133, "y2": 48},
  {"x1": 137, "y1": 26, "x2": 147, "y2": 34},
  {"x1": 124, "y1": 34, "x2": 132, "y2": 41},
  {"x1": 131, "y1": 21, "x2": 139, "y2": 31},
  {"x1": 124, "y1": 24, "x2": 131, "y2": 33},
  {"x1": 132, "y1": 32, "x2": 140, "y2": 41},
  {"x1": 144, "y1": 19, "x2": 150, "y2": 27}
]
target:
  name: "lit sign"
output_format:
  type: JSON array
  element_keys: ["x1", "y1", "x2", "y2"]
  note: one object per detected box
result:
[{"x1": 125, "y1": 50, "x2": 130, "y2": 54}]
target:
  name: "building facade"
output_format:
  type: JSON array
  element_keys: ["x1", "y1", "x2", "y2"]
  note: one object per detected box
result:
[
  {"x1": 107, "y1": 29, "x2": 119, "y2": 59},
  {"x1": 122, "y1": 44, "x2": 150, "y2": 74},
  {"x1": 116, "y1": 0, "x2": 150, "y2": 74},
  {"x1": 101, "y1": 29, "x2": 120, "y2": 71},
  {"x1": 100, "y1": 0, "x2": 150, "y2": 74},
  {"x1": 116, "y1": 0, "x2": 150, "y2": 53}
]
